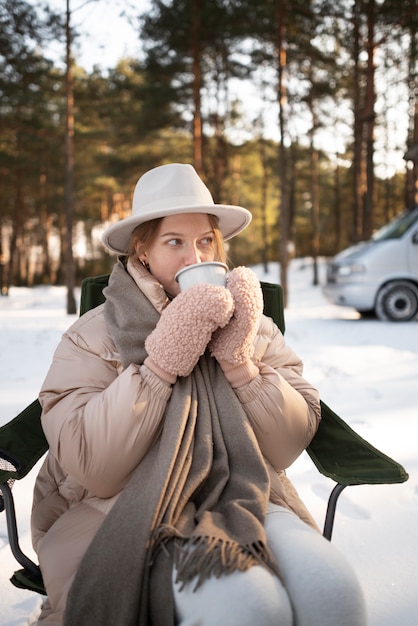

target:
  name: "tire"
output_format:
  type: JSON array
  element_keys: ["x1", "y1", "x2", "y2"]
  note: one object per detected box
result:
[
  {"x1": 358, "y1": 309, "x2": 377, "y2": 319},
  {"x1": 375, "y1": 281, "x2": 418, "y2": 321}
]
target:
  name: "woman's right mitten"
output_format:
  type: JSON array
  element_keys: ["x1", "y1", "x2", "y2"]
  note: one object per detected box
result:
[{"x1": 144, "y1": 283, "x2": 234, "y2": 383}]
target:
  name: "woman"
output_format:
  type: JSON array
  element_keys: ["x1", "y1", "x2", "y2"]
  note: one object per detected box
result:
[{"x1": 31, "y1": 163, "x2": 367, "y2": 625}]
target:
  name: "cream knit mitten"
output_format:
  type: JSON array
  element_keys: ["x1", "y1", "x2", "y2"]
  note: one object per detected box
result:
[{"x1": 144, "y1": 283, "x2": 234, "y2": 383}]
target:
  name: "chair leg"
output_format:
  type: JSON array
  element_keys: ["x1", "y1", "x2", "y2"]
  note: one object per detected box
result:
[
  {"x1": 323, "y1": 483, "x2": 347, "y2": 541},
  {"x1": 1, "y1": 481, "x2": 42, "y2": 578}
]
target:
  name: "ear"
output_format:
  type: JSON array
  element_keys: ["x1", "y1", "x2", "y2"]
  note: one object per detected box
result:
[
  {"x1": 134, "y1": 242, "x2": 147, "y2": 262},
  {"x1": 137, "y1": 249, "x2": 150, "y2": 272}
]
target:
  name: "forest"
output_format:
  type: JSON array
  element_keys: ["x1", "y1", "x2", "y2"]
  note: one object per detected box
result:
[{"x1": 0, "y1": 0, "x2": 417, "y2": 310}]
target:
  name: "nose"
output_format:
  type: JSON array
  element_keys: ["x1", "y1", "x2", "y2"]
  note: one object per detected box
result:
[{"x1": 184, "y1": 243, "x2": 202, "y2": 266}]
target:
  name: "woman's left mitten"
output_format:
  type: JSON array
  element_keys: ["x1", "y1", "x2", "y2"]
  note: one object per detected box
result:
[{"x1": 209, "y1": 266, "x2": 263, "y2": 365}]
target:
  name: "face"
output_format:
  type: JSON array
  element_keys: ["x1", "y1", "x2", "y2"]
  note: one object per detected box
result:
[{"x1": 136, "y1": 213, "x2": 217, "y2": 297}]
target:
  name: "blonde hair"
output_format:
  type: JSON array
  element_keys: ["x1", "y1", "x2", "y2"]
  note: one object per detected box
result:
[{"x1": 128, "y1": 214, "x2": 228, "y2": 264}]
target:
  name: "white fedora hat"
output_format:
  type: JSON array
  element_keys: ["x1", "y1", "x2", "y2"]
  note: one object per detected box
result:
[{"x1": 101, "y1": 163, "x2": 252, "y2": 254}]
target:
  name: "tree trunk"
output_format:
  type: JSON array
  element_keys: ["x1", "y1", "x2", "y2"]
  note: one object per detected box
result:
[
  {"x1": 363, "y1": 0, "x2": 376, "y2": 239},
  {"x1": 333, "y1": 156, "x2": 343, "y2": 251},
  {"x1": 9, "y1": 167, "x2": 25, "y2": 287},
  {"x1": 352, "y1": 4, "x2": 365, "y2": 243},
  {"x1": 307, "y1": 66, "x2": 320, "y2": 286},
  {"x1": 39, "y1": 172, "x2": 53, "y2": 283},
  {"x1": 276, "y1": 0, "x2": 290, "y2": 305},
  {"x1": 405, "y1": 24, "x2": 418, "y2": 209},
  {"x1": 65, "y1": 0, "x2": 76, "y2": 314},
  {"x1": 0, "y1": 226, "x2": 3, "y2": 295},
  {"x1": 258, "y1": 132, "x2": 270, "y2": 273},
  {"x1": 310, "y1": 129, "x2": 320, "y2": 285},
  {"x1": 191, "y1": 0, "x2": 203, "y2": 174}
]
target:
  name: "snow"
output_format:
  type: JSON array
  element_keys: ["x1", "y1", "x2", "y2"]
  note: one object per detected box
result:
[{"x1": 1, "y1": 259, "x2": 417, "y2": 625}]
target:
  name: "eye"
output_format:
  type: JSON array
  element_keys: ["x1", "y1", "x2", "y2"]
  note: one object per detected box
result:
[
  {"x1": 200, "y1": 236, "x2": 214, "y2": 246},
  {"x1": 167, "y1": 238, "x2": 182, "y2": 247}
]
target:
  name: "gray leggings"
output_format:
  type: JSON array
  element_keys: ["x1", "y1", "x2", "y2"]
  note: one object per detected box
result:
[{"x1": 173, "y1": 504, "x2": 367, "y2": 626}]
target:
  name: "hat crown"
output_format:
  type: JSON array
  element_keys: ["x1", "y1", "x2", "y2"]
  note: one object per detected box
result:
[
  {"x1": 101, "y1": 163, "x2": 252, "y2": 255},
  {"x1": 132, "y1": 164, "x2": 214, "y2": 216}
]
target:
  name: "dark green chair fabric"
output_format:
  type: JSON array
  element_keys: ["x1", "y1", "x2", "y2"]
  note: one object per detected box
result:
[
  {"x1": 308, "y1": 402, "x2": 408, "y2": 487},
  {"x1": 0, "y1": 274, "x2": 409, "y2": 595},
  {"x1": 79, "y1": 273, "x2": 110, "y2": 317},
  {"x1": 0, "y1": 399, "x2": 46, "y2": 482}
]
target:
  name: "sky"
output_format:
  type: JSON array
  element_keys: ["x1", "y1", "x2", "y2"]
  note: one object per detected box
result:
[
  {"x1": 1, "y1": 258, "x2": 417, "y2": 625},
  {"x1": 30, "y1": 0, "x2": 150, "y2": 73}
]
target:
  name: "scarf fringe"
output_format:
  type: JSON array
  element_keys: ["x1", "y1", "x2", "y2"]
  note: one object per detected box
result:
[
  {"x1": 175, "y1": 536, "x2": 278, "y2": 591},
  {"x1": 152, "y1": 524, "x2": 278, "y2": 591}
]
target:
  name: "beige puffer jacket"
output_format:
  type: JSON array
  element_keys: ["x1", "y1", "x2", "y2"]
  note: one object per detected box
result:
[{"x1": 31, "y1": 268, "x2": 321, "y2": 553}]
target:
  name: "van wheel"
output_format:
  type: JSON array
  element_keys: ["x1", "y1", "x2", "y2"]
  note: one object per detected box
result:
[
  {"x1": 375, "y1": 281, "x2": 418, "y2": 321},
  {"x1": 358, "y1": 309, "x2": 377, "y2": 319}
]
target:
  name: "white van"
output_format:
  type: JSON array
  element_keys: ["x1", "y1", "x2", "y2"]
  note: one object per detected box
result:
[{"x1": 323, "y1": 207, "x2": 418, "y2": 321}]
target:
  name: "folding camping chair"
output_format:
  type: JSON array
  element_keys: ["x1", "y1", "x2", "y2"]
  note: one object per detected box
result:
[{"x1": 0, "y1": 275, "x2": 409, "y2": 596}]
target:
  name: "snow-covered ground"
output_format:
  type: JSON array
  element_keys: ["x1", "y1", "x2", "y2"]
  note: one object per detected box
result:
[{"x1": 1, "y1": 259, "x2": 417, "y2": 625}]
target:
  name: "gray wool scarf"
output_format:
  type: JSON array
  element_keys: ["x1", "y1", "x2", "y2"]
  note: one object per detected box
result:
[{"x1": 64, "y1": 260, "x2": 277, "y2": 626}]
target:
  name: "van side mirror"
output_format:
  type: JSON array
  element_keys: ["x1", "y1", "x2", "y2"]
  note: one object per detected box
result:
[{"x1": 413, "y1": 230, "x2": 418, "y2": 244}]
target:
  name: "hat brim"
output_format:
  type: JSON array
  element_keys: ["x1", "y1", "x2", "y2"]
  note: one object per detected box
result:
[{"x1": 101, "y1": 203, "x2": 252, "y2": 254}]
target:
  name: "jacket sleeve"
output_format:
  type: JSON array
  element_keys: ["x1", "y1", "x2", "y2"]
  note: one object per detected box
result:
[
  {"x1": 232, "y1": 315, "x2": 321, "y2": 471},
  {"x1": 39, "y1": 308, "x2": 172, "y2": 498}
]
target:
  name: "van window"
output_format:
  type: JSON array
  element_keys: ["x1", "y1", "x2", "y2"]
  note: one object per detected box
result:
[{"x1": 372, "y1": 209, "x2": 418, "y2": 241}]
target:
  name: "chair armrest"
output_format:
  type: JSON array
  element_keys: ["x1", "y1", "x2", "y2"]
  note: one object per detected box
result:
[
  {"x1": 0, "y1": 400, "x2": 47, "y2": 593},
  {"x1": 260, "y1": 281, "x2": 285, "y2": 334},
  {"x1": 80, "y1": 274, "x2": 109, "y2": 316},
  {"x1": 307, "y1": 400, "x2": 409, "y2": 486},
  {"x1": 0, "y1": 399, "x2": 48, "y2": 484}
]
